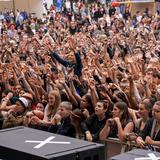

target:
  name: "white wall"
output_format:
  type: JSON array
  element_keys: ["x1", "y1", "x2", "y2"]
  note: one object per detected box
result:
[
  {"x1": 0, "y1": 1, "x2": 13, "y2": 11},
  {"x1": 0, "y1": 0, "x2": 47, "y2": 18},
  {"x1": 14, "y1": 0, "x2": 29, "y2": 11},
  {"x1": 131, "y1": 2, "x2": 155, "y2": 15},
  {"x1": 15, "y1": 0, "x2": 46, "y2": 18}
]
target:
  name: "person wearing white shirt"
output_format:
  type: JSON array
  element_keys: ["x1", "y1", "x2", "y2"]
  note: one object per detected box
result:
[{"x1": 65, "y1": 0, "x2": 71, "y2": 11}]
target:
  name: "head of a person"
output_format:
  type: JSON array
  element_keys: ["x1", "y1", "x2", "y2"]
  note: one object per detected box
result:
[
  {"x1": 41, "y1": 95, "x2": 47, "y2": 107},
  {"x1": 70, "y1": 21, "x2": 76, "y2": 29},
  {"x1": 35, "y1": 103, "x2": 44, "y2": 112},
  {"x1": 19, "y1": 89, "x2": 26, "y2": 97},
  {"x1": 65, "y1": 51, "x2": 76, "y2": 63},
  {"x1": 58, "y1": 101, "x2": 72, "y2": 118},
  {"x1": 95, "y1": 101, "x2": 107, "y2": 117},
  {"x1": 15, "y1": 84, "x2": 22, "y2": 95},
  {"x1": 10, "y1": 24, "x2": 15, "y2": 30},
  {"x1": 80, "y1": 94, "x2": 92, "y2": 109},
  {"x1": 139, "y1": 98, "x2": 153, "y2": 118},
  {"x1": 152, "y1": 101, "x2": 160, "y2": 121},
  {"x1": 71, "y1": 108, "x2": 84, "y2": 126},
  {"x1": 145, "y1": 67, "x2": 153, "y2": 79},
  {"x1": 15, "y1": 97, "x2": 30, "y2": 114},
  {"x1": 153, "y1": 72, "x2": 160, "y2": 85},
  {"x1": 120, "y1": 79, "x2": 129, "y2": 93},
  {"x1": 80, "y1": 94, "x2": 94, "y2": 114},
  {"x1": 48, "y1": 90, "x2": 57, "y2": 106},
  {"x1": 112, "y1": 102, "x2": 129, "y2": 121},
  {"x1": 125, "y1": 7, "x2": 130, "y2": 13}
]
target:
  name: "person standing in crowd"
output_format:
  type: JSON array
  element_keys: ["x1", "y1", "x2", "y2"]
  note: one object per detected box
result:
[
  {"x1": 48, "y1": 101, "x2": 76, "y2": 137},
  {"x1": 81, "y1": 101, "x2": 108, "y2": 142},
  {"x1": 136, "y1": 101, "x2": 160, "y2": 150},
  {"x1": 100, "y1": 102, "x2": 134, "y2": 142}
]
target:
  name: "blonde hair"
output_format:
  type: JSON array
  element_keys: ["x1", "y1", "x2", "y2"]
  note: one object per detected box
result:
[{"x1": 47, "y1": 90, "x2": 61, "y2": 117}]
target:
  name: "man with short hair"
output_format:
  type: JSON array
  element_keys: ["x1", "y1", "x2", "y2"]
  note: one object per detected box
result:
[{"x1": 48, "y1": 101, "x2": 76, "y2": 137}]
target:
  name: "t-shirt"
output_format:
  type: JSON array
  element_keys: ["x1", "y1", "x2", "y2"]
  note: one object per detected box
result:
[{"x1": 81, "y1": 114, "x2": 107, "y2": 142}]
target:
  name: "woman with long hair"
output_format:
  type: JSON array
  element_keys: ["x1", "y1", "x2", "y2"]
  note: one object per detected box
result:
[
  {"x1": 136, "y1": 101, "x2": 160, "y2": 150},
  {"x1": 134, "y1": 98, "x2": 153, "y2": 135},
  {"x1": 100, "y1": 101, "x2": 134, "y2": 142},
  {"x1": 29, "y1": 89, "x2": 61, "y2": 129},
  {"x1": 43, "y1": 89, "x2": 61, "y2": 122}
]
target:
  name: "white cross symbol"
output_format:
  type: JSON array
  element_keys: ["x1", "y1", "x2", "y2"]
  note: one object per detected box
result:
[
  {"x1": 25, "y1": 136, "x2": 71, "y2": 149},
  {"x1": 135, "y1": 153, "x2": 160, "y2": 160}
]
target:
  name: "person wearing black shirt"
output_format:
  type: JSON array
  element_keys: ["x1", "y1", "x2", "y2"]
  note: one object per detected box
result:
[
  {"x1": 48, "y1": 101, "x2": 76, "y2": 138},
  {"x1": 81, "y1": 101, "x2": 107, "y2": 142},
  {"x1": 109, "y1": 7, "x2": 116, "y2": 17},
  {"x1": 136, "y1": 101, "x2": 160, "y2": 150}
]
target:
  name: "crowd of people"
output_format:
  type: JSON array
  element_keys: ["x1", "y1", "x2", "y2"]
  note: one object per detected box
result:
[{"x1": 0, "y1": 0, "x2": 160, "y2": 153}]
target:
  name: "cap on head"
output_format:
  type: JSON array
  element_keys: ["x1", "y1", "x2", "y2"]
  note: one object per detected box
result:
[{"x1": 17, "y1": 97, "x2": 29, "y2": 108}]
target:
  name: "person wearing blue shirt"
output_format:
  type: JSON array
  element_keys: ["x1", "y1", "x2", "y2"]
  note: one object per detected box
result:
[{"x1": 49, "y1": 49, "x2": 83, "y2": 78}]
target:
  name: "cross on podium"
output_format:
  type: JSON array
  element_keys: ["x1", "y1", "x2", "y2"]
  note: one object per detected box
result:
[
  {"x1": 25, "y1": 136, "x2": 71, "y2": 149},
  {"x1": 0, "y1": 127, "x2": 105, "y2": 160}
]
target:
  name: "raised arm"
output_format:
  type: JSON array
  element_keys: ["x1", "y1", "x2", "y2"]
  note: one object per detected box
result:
[
  {"x1": 60, "y1": 79, "x2": 78, "y2": 107},
  {"x1": 50, "y1": 51, "x2": 74, "y2": 68}
]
